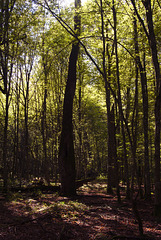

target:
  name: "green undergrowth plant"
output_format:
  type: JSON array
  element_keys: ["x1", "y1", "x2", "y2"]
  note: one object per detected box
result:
[{"x1": 49, "y1": 200, "x2": 89, "y2": 220}]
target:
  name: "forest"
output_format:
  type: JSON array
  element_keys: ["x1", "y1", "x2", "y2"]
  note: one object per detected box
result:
[{"x1": 0, "y1": 0, "x2": 161, "y2": 239}]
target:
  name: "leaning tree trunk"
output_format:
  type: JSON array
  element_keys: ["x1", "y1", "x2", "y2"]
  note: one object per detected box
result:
[{"x1": 58, "y1": 0, "x2": 81, "y2": 196}]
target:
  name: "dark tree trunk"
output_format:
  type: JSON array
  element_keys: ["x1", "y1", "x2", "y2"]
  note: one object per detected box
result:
[
  {"x1": 13, "y1": 80, "x2": 20, "y2": 181},
  {"x1": 58, "y1": 43, "x2": 79, "y2": 196},
  {"x1": 58, "y1": 0, "x2": 81, "y2": 197},
  {"x1": 131, "y1": 0, "x2": 161, "y2": 215},
  {"x1": 77, "y1": 62, "x2": 83, "y2": 179},
  {"x1": 133, "y1": 16, "x2": 151, "y2": 199},
  {"x1": 142, "y1": 0, "x2": 161, "y2": 214},
  {"x1": 3, "y1": 93, "x2": 9, "y2": 192},
  {"x1": 24, "y1": 78, "x2": 29, "y2": 179},
  {"x1": 21, "y1": 59, "x2": 33, "y2": 180},
  {"x1": 0, "y1": 0, "x2": 15, "y2": 192},
  {"x1": 41, "y1": 42, "x2": 49, "y2": 184},
  {"x1": 100, "y1": 0, "x2": 118, "y2": 194},
  {"x1": 142, "y1": 0, "x2": 161, "y2": 185}
]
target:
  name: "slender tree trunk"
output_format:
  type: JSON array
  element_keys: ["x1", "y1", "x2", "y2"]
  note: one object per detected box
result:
[
  {"x1": 113, "y1": 0, "x2": 130, "y2": 199},
  {"x1": 0, "y1": 0, "x2": 14, "y2": 191},
  {"x1": 13, "y1": 79, "x2": 20, "y2": 181},
  {"x1": 131, "y1": 0, "x2": 161, "y2": 215},
  {"x1": 142, "y1": 0, "x2": 161, "y2": 214},
  {"x1": 100, "y1": 0, "x2": 118, "y2": 194},
  {"x1": 54, "y1": 66, "x2": 63, "y2": 183},
  {"x1": 3, "y1": 93, "x2": 9, "y2": 191},
  {"x1": 131, "y1": 53, "x2": 139, "y2": 192},
  {"x1": 20, "y1": 54, "x2": 34, "y2": 179},
  {"x1": 41, "y1": 78, "x2": 49, "y2": 183},
  {"x1": 41, "y1": 41, "x2": 49, "y2": 184},
  {"x1": 58, "y1": 0, "x2": 81, "y2": 196},
  {"x1": 142, "y1": 52, "x2": 151, "y2": 198},
  {"x1": 133, "y1": 16, "x2": 151, "y2": 198},
  {"x1": 77, "y1": 61, "x2": 83, "y2": 179},
  {"x1": 24, "y1": 79, "x2": 29, "y2": 179}
]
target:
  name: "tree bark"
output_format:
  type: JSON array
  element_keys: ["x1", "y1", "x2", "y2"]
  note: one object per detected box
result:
[{"x1": 58, "y1": 0, "x2": 81, "y2": 196}]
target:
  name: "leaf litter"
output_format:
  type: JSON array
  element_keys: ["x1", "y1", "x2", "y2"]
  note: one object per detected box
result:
[{"x1": 0, "y1": 181, "x2": 161, "y2": 240}]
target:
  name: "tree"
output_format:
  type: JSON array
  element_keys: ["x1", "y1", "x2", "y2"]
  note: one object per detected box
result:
[
  {"x1": 0, "y1": 0, "x2": 16, "y2": 191},
  {"x1": 133, "y1": 16, "x2": 151, "y2": 198},
  {"x1": 112, "y1": 0, "x2": 130, "y2": 198},
  {"x1": 131, "y1": 0, "x2": 161, "y2": 215},
  {"x1": 58, "y1": 0, "x2": 81, "y2": 196}
]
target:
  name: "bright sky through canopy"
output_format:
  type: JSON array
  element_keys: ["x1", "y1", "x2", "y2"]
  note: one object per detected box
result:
[{"x1": 61, "y1": 0, "x2": 87, "y2": 7}]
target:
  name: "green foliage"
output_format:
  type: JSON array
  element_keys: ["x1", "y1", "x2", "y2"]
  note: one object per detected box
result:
[
  {"x1": 0, "y1": 0, "x2": 160, "y2": 194},
  {"x1": 49, "y1": 200, "x2": 89, "y2": 220}
]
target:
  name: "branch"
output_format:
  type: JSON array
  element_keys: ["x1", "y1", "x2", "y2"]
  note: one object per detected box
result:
[
  {"x1": 0, "y1": 86, "x2": 6, "y2": 94},
  {"x1": 35, "y1": 0, "x2": 118, "y2": 101},
  {"x1": 35, "y1": 0, "x2": 136, "y2": 113},
  {"x1": 130, "y1": 0, "x2": 149, "y2": 40},
  {"x1": 157, "y1": 0, "x2": 161, "y2": 9}
]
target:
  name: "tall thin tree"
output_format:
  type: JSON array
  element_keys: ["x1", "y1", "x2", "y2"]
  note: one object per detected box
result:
[
  {"x1": 58, "y1": 0, "x2": 81, "y2": 196},
  {"x1": 131, "y1": 0, "x2": 161, "y2": 215}
]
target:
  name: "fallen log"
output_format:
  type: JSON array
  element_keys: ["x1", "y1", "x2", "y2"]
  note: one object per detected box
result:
[{"x1": 8, "y1": 177, "x2": 95, "y2": 194}]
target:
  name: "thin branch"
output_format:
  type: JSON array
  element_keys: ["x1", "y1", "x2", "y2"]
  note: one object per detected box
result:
[
  {"x1": 34, "y1": 1, "x2": 135, "y2": 108},
  {"x1": 156, "y1": 0, "x2": 161, "y2": 9},
  {"x1": 130, "y1": 0, "x2": 149, "y2": 40}
]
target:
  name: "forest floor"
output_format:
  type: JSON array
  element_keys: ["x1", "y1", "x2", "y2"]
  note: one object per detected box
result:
[{"x1": 0, "y1": 180, "x2": 161, "y2": 240}]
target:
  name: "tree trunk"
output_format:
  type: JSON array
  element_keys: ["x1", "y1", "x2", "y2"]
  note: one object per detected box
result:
[
  {"x1": 100, "y1": 0, "x2": 118, "y2": 194},
  {"x1": 77, "y1": 61, "x2": 83, "y2": 179},
  {"x1": 58, "y1": 0, "x2": 81, "y2": 196},
  {"x1": 24, "y1": 79, "x2": 29, "y2": 179},
  {"x1": 41, "y1": 41, "x2": 50, "y2": 184},
  {"x1": 3, "y1": 93, "x2": 9, "y2": 192},
  {"x1": 142, "y1": 0, "x2": 161, "y2": 213},
  {"x1": 113, "y1": 0, "x2": 130, "y2": 199},
  {"x1": 131, "y1": 0, "x2": 161, "y2": 215},
  {"x1": 0, "y1": 0, "x2": 14, "y2": 192},
  {"x1": 133, "y1": 16, "x2": 151, "y2": 199}
]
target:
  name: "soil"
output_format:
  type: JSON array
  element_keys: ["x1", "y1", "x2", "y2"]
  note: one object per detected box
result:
[{"x1": 0, "y1": 181, "x2": 161, "y2": 240}]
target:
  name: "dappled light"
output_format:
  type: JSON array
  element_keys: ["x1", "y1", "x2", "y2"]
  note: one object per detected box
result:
[
  {"x1": 0, "y1": 181, "x2": 160, "y2": 239},
  {"x1": 0, "y1": 0, "x2": 161, "y2": 239}
]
